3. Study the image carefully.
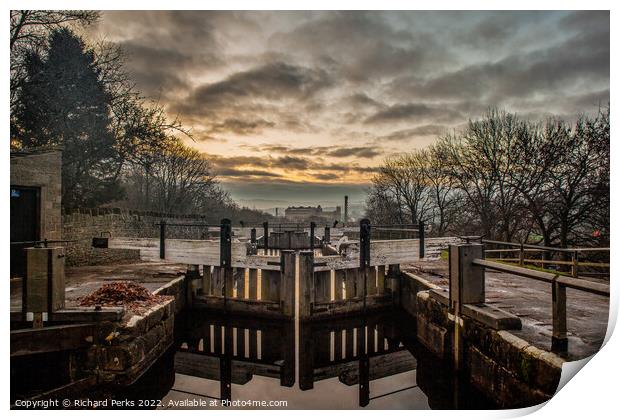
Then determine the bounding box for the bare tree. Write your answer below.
[438,109,526,241]
[418,145,460,236]
[372,152,433,225]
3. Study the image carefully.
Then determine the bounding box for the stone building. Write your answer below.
[10,148,62,276]
[284,205,341,222]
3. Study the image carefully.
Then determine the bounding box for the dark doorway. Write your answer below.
[10,186,40,278]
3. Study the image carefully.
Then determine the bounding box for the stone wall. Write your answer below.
[62,208,217,266]
[415,290,563,408]
[10,148,63,241]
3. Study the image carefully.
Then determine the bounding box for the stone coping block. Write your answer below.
[427,288,521,331]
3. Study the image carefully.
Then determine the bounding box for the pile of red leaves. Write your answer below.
[78,281,165,311]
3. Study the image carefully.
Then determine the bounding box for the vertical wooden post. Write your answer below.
[376,323,385,352]
[261,270,271,301]
[449,244,485,370]
[334,329,343,360]
[310,222,316,250]
[552,281,568,352]
[159,220,166,259]
[377,265,385,294]
[519,243,525,267]
[345,269,356,299]
[250,228,256,244]
[249,328,257,359]
[281,251,296,318]
[205,325,211,354]
[299,251,314,319]
[449,244,485,309]
[234,268,245,299]
[201,265,212,295]
[358,321,370,407]
[367,267,377,296]
[212,267,223,297]
[214,324,222,354]
[334,270,345,301]
[25,246,65,328]
[314,270,331,303]
[263,221,269,253]
[345,328,354,359]
[386,264,400,306]
[236,327,245,358]
[299,322,314,390]
[418,220,425,259]
[261,327,278,363]
[186,265,199,307]
[248,269,258,300]
[280,321,295,387]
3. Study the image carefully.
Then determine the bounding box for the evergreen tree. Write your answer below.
[14,28,122,207]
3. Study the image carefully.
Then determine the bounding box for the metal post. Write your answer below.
[358,323,370,407]
[250,228,256,244]
[159,220,166,259]
[220,219,232,308]
[360,219,371,269]
[324,226,331,244]
[418,220,425,259]
[357,213,371,404]
[220,326,233,403]
[263,221,269,252]
[357,214,371,404]
[308,222,315,250]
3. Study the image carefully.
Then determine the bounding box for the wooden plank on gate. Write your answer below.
[248,269,258,300]
[212,267,224,297]
[334,270,345,301]
[11,323,96,357]
[377,265,385,294]
[345,268,357,299]
[315,270,331,303]
[235,268,245,299]
[367,267,378,296]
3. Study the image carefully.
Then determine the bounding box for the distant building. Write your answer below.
[285,205,341,222]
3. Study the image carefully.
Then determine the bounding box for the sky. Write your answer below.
[87,10,609,210]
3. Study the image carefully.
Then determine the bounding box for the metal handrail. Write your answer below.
[472,258,610,297]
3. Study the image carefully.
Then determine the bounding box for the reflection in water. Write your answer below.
[132,310,496,409]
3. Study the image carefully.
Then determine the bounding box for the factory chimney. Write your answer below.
[344,195,349,224]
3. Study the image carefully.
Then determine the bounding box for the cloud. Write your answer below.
[209,118,276,135]
[244,144,382,158]
[364,103,463,125]
[89,10,609,205]
[173,61,333,117]
[385,27,609,112]
[377,125,450,141]
[326,147,382,158]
